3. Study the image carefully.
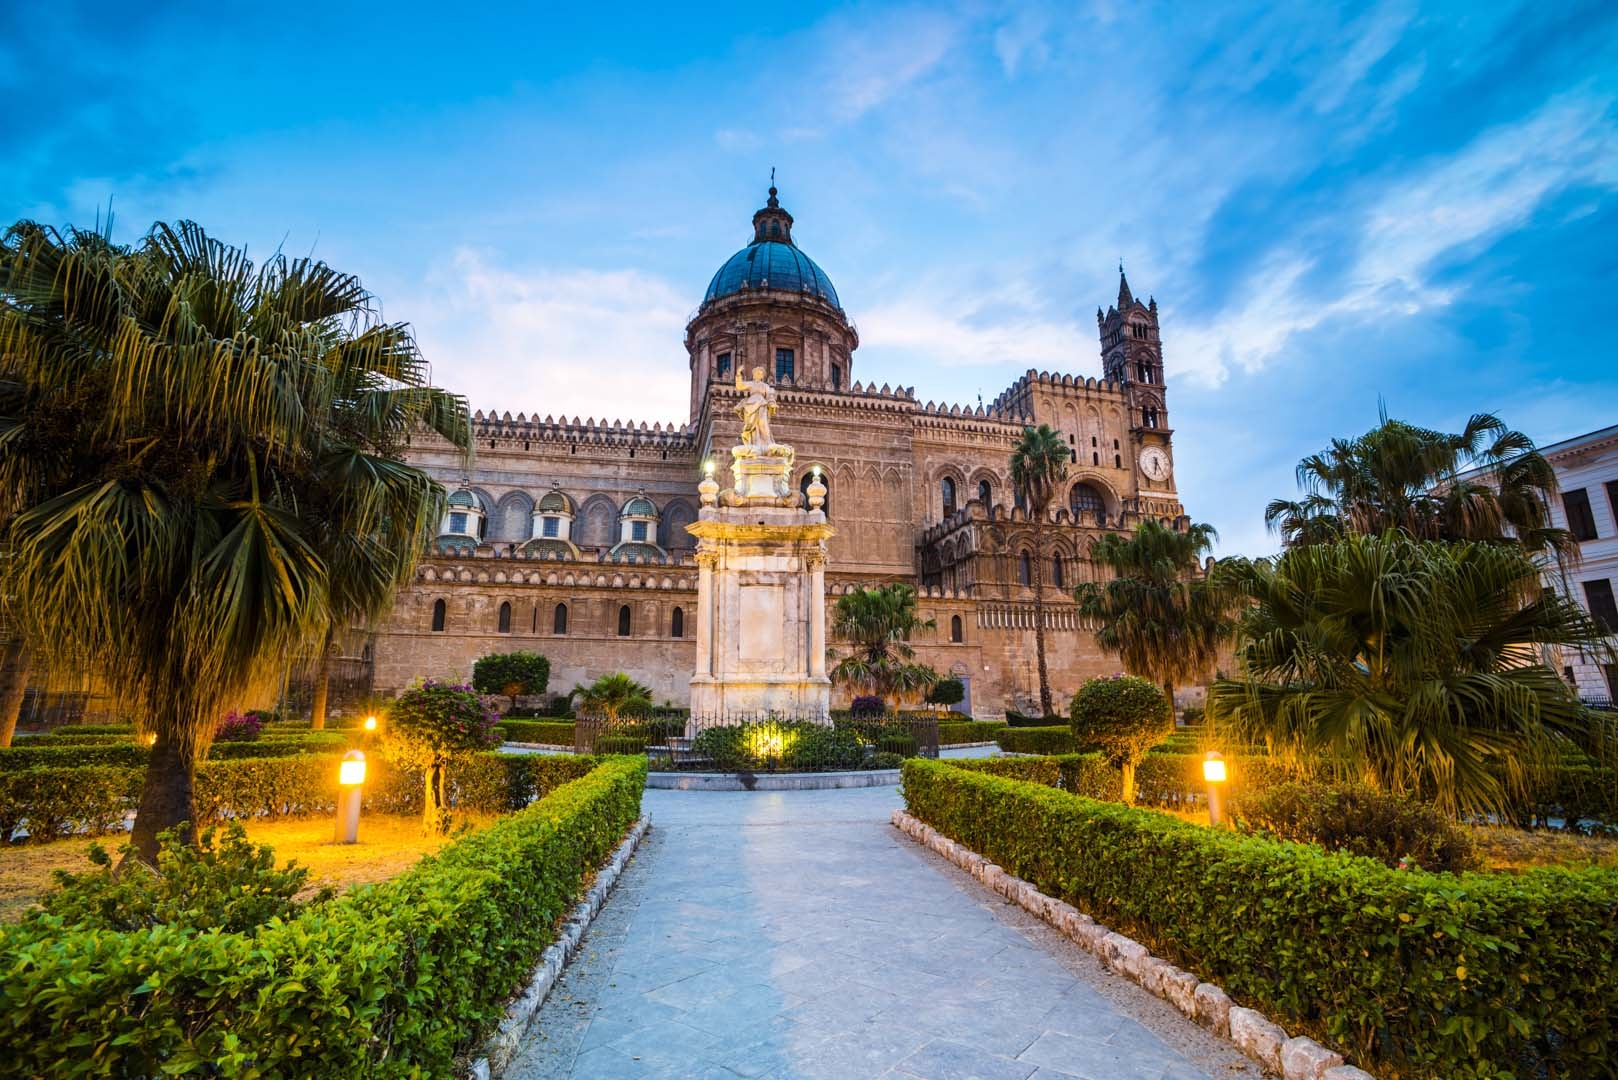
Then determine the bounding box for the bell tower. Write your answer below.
[1098,267,1168,435]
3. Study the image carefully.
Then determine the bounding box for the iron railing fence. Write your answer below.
[573,711,940,770]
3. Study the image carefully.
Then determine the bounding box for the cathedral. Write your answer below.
[369,187,1190,717]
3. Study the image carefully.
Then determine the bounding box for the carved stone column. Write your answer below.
[807,550,827,679]
[694,549,717,679]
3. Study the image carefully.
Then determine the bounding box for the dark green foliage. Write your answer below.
[1233,781,1480,872]
[596,734,648,754]
[384,680,502,834]
[869,752,905,769]
[495,719,576,745]
[472,651,552,698]
[1070,675,1174,802]
[0,757,646,1077]
[902,759,1618,1078]
[994,726,1077,754]
[926,678,965,707]
[1004,710,1063,727]
[937,720,1005,745]
[33,823,328,933]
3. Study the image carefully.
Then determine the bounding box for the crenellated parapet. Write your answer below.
[990,369,1127,417]
[470,410,699,451]
[419,559,699,592]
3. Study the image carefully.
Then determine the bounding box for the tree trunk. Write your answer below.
[1164,680,1176,719]
[129,733,197,863]
[0,640,30,749]
[309,624,334,730]
[1121,760,1137,805]
[424,760,448,836]
[1032,516,1053,718]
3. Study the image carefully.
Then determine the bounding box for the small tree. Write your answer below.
[472,651,551,699]
[570,672,653,721]
[1069,674,1173,804]
[926,678,965,712]
[382,680,500,835]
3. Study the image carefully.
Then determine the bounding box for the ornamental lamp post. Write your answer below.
[335,750,366,844]
[1202,751,1227,827]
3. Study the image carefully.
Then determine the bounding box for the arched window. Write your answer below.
[977,479,992,506]
[497,601,511,634]
[1070,483,1105,520]
[431,598,446,632]
[1114,454,1122,469]
[799,471,829,517]
[1018,551,1032,586]
[672,607,685,638]
[617,605,632,637]
[553,603,568,635]
[831,363,843,389]
[1052,555,1065,588]
[941,476,957,517]
[950,614,963,643]
[1092,451,1099,466]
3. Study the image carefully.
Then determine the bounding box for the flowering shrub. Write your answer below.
[382,680,501,834]
[214,710,263,743]
[849,695,886,718]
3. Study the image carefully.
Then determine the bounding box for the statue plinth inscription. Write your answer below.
[689,369,833,721]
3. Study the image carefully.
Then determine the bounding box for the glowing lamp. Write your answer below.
[363,715,378,732]
[1202,751,1227,827]
[334,750,366,843]
[702,458,715,477]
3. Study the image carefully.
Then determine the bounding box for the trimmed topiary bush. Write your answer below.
[1069,674,1173,803]
[471,651,551,699]
[993,726,1077,755]
[0,757,647,1077]
[1234,780,1480,872]
[926,678,965,708]
[494,719,576,745]
[937,720,1004,745]
[213,710,263,742]
[902,759,1618,1079]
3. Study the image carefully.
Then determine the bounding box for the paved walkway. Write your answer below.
[507,787,1260,1080]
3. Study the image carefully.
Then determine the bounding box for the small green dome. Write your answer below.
[447,489,479,510]
[537,489,572,513]
[622,494,658,518]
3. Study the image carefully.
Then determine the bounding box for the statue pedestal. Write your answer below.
[689,450,833,722]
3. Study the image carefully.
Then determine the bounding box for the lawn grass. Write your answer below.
[0,812,499,922]
[1468,826,1618,873]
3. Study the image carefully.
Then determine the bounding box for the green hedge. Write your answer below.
[901,759,1618,1078]
[495,719,576,745]
[937,720,1006,745]
[0,755,647,1076]
[0,752,600,843]
[0,732,352,772]
[993,725,1078,754]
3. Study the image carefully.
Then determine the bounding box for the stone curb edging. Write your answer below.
[501,741,573,751]
[890,810,1374,1080]
[466,814,651,1080]
[647,769,901,790]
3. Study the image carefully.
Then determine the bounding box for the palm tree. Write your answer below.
[1207,533,1616,819]
[1265,412,1574,565]
[829,583,939,706]
[0,220,469,859]
[570,672,654,721]
[1010,424,1069,716]
[1074,520,1232,707]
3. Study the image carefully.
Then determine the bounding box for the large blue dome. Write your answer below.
[701,186,841,309]
[704,241,840,308]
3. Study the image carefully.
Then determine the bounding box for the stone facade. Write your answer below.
[368,187,1192,717]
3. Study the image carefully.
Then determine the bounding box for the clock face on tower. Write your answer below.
[1139,446,1172,484]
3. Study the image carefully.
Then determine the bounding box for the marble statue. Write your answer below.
[734,366,777,449]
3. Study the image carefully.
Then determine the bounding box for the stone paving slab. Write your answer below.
[505,788,1262,1080]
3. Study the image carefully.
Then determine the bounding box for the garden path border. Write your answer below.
[466,814,651,1079]
[891,808,1377,1080]
[647,768,901,790]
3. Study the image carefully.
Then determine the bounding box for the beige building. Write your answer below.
[1541,424,1618,702]
[369,187,1192,717]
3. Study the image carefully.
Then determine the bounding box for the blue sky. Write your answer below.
[6,1,1617,555]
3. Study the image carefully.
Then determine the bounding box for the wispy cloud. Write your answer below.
[406,251,691,425]
[819,9,958,122]
[1173,92,1618,386]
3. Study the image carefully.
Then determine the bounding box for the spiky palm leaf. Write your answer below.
[0,219,470,858]
[829,583,939,704]
[1208,534,1615,819]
